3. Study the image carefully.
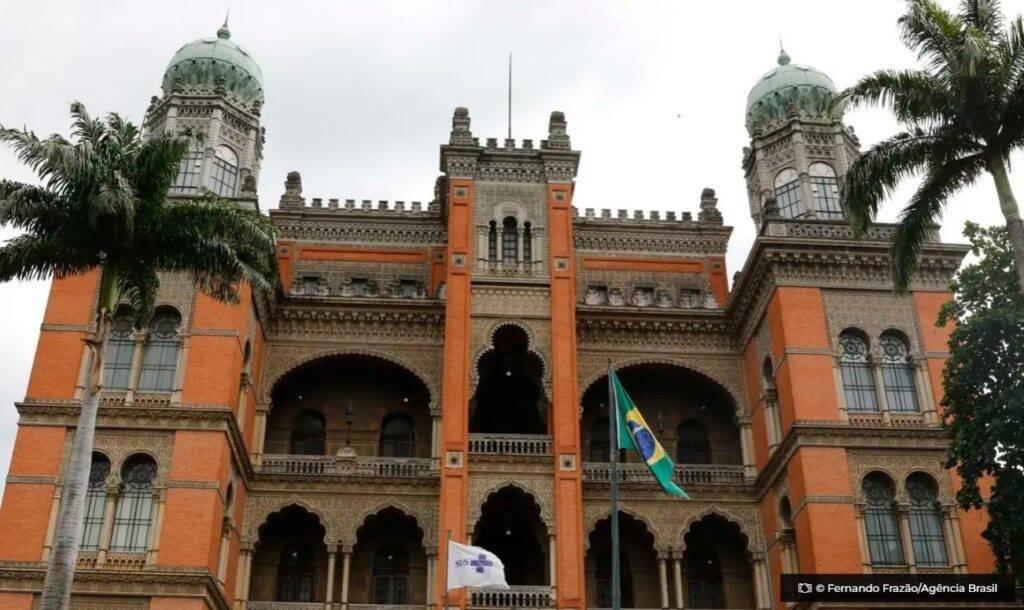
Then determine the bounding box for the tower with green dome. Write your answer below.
[143,19,265,208]
[742,48,860,225]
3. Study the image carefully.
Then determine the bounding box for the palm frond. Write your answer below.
[115,263,159,328]
[0,233,99,281]
[839,69,957,125]
[900,0,964,74]
[961,0,1005,40]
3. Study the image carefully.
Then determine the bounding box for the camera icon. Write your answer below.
[797,583,813,594]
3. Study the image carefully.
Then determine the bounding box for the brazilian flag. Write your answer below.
[610,369,689,499]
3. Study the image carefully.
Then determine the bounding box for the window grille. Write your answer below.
[102,312,135,389]
[881,334,919,413]
[172,149,203,193]
[209,145,238,197]
[138,310,181,392]
[863,476,904,565]
[110,456,156,552]
[907,476,948,567]
[501,217,518,264]
[80,454,110,550]
[774,169,806,219]
[809,163,844,219]
[839,331,878,412]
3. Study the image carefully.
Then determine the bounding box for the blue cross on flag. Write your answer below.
[446,540,509,591]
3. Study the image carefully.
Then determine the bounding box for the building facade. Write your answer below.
[0,23,1008,610]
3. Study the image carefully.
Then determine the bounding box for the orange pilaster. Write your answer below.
[437,178,474,608]
[547,183,585,609]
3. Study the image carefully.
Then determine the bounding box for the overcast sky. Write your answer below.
[0,0,1018,499]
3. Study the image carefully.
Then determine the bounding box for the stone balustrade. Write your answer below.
[467,434,553,456]
[260,455,433,478]
[470,585,553,608]
[582,462,745,485]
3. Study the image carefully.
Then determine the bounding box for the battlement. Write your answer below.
[573,188,726,227]
[276,170,439,215]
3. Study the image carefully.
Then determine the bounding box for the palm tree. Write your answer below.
[0,103,278,610]
[838,0,1024,294]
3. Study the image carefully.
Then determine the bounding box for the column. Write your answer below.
[871,356,890,422]
[340,545,352,610]
[234,545,253,610]
[658,555,669,610]
[914,359,938,424]
[897,505,916,572]
[738,416,756,480]
[672,554,684,610]
[41,487,62,561]
[252,404,269,467]
[325,544,337,610]
[217,518,232,585]
[946,509,969,574]
[124,333,146,405]
[548,533,558,601]
[763,399,779,452]
[145,487,167,565]
[832,354,849,421]
[96,484,119,565]
[426,552,436,610]
[516,230,524,272]
[170,334,190,404]
[854,508,872,573]
[431,414,442,468]
[476,227,488,270]
[236,373,250,437]
[752,554,772,610]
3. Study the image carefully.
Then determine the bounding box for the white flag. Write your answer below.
[446,540,509,591]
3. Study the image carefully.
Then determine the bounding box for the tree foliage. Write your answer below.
[837,0,1024,294]
[940,222,1024,578]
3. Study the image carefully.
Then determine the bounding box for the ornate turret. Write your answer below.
[162,19,264,107]
[742,47,859,227]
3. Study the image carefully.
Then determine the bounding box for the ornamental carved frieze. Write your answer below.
[471,286,550,318]
[272,218,447,245]
[242,491,438,549]
[154,271,198,328]
[267,306,444,343]
[575,316,736,353]
[846,449,953,505]
[581,499,664,551]
[577,351,747,414]
[258,342,443,410]
[466,474,554,533]
[822,289,923,353]
[573,230,730,255]
[59,429,174,486]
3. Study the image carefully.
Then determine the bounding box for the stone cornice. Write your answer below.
[270,209,447,245]
[267,301,445,342]
[573,222,731,256]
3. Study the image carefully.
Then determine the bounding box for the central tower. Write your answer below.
[437,108,585,609]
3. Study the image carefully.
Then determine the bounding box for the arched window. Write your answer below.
[839,330,878,412]
[880,332,919,413]
[488,221,498,263]
[773,168,805,219]
[372,544,410,604]
[761,357,775,390]
[590,417,610,462]
[172,145,203,193]
[110,455,157,553]
[277,543,317,602]
[676,420,712,464]
[779,495,794,530]
[102,310,135,389]
[862,473,904,566]
[138,308,181,392]
[379,412,415,457]
[210,145,239,197]
[502,216,518,264]
[290,410,326,455]
[80,453,111,550]
[523,222,533,265]
[809,162,843,219]
[686,548,725,609]
[906,474,948,566]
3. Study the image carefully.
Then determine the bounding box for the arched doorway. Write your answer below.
[351,507,427,605]
[682,515,754,609]
[580,364,740,466]
[470,326,547,434]
[249,505,328,604]
[585,512,658,608]
[472,486,548,585]
[266,354,431,458]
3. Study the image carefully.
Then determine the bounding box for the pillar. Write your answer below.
[548,533,558,600]
[124,333,146,405]
[871,358,890,422]
[915,359,938,424]
[738,416,756,480]
[426,552,436,610]
[946,509,968,574]
[897,505,916,572]
[832,354,849,421]
[325,544,337,609]
[340,545,352,610]
[95,484,119,565]
[252,404,268,467]
[170,334,190,404]
[753,554,772,610]
[855,508,872,573]
[672,554,683,610]
[217,518,232,585]
[145,487,167,565]
[658,555,669,610]
[41,487,62,561]
[234,545,253,610]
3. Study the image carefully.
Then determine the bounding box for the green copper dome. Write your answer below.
[162,21,264,105]
[745,49,839,134]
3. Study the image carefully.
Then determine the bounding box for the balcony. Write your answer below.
[470,585,553,608]
[582,462,745,486]
[247,603,326,610]
[259,454,434,478]
[468,433,553,456]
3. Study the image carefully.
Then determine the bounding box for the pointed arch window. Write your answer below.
[523,222,533,265]
[290,410,326,456]
[80,453,111,551]
[906,474,948,566]
[138,308,181,392]
[862,473,904,566]
[102,310,135,389]
[773,168,805,219]
[839,330,878,412]
[210,145,239,197]
[809,162,843,219]
[502,216,518,264]
[110,455,157,553]
[372,544,410,604]
[488,221,498,263]
[380,412,415,457]
[173,145,203,193]
[676,420,712,464]
[880,332,919,413]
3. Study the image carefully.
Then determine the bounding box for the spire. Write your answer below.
[777,39,790,66]
[217,12,231,40]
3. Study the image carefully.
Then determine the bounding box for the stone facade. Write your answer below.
[0,24,1010,610]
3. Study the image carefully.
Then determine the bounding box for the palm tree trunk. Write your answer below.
[988,156,1024,295]
[37,312,108,610]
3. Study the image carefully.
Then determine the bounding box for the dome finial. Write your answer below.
[217,11,231,39]
[777,38,790,66]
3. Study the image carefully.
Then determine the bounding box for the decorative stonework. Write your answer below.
[822,289,923,352]
[846,450,953,505]
[60,429,175,485]
[466,475,554,533]
[471,286,550,318]
[469,319,552,401]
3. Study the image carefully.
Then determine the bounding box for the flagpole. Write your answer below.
[607,360,621,610]
[443,530,451,610]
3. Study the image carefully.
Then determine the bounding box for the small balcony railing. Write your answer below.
[470,585,553,608]
[260,455,433,478]
[467,434,553,456]
[247,603,326,610]
[582,462,745,485]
